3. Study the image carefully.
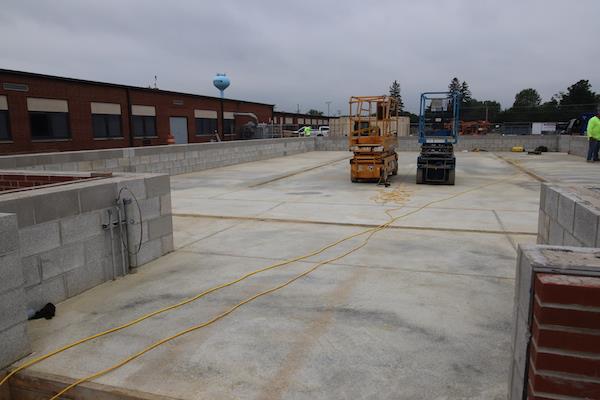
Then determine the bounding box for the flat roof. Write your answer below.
[0,68,275,107]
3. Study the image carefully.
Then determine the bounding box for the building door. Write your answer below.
[169,117,188,144]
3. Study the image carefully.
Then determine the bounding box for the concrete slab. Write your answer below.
[12,150,561,400]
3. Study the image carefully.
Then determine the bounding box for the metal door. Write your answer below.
[169,117,188,144]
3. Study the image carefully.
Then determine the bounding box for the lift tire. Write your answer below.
[416,169,424,184]
[351,177,358,183]
[391,161,398,176]
[447,170,455,185]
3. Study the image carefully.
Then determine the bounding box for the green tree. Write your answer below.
[559,79,597,105]
[460,81,472,103]
[513,88,541,108]
[448,77,461,96]
[306,109,324,116]
[388,80,404,113]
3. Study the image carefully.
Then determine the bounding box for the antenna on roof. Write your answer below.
[153,75,158,89]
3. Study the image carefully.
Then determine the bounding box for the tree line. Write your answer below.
[388,78,599,123]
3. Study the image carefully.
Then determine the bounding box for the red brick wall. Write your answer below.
[528,273,600,399]
[0,71,274,154]
[0,173,88,191]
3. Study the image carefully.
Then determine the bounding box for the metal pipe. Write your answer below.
[107,209,117,280]
[116,205,128,276]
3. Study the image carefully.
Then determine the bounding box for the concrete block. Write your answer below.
[147,215,173,240]
[19,221,60,258]
[139,197,160,220]
[516,249,533,324]
[564,231,583,247]
[84,233,111,265]
[557,192,576,231]
[25,276,67,311]
[0,213,19,254]
[40,242,85,280]
[0,322,30,370]
[22,255,41,287]
[32,190,80,223]
[161,234,174,254]
[544,186,559,219]
[0,251,24,294]
[548,219,564,245]
[160,193,172,215]
[145,175,170,198]
[117,178,147,200]
[132,238,163,267]
[537,210,547,244]
[65,257,108,297]
[79,182,117,213]
[0,197,36,227]
[60,211,102,244]
[0,287,27,331]
[573,203,599,247]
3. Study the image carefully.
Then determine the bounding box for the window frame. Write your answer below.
[0,110,11,141]
[195,117,218,136]
[29,111,71,140]
[223,119,235,135]
[131,115,157,138]
[92,113,123,139]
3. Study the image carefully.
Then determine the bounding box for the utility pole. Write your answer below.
[325,101,331,117]
[485,104,489,122]
[297,104,300,114]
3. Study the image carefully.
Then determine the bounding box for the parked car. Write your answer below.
[316,126,329,136]
[295,126,311,136]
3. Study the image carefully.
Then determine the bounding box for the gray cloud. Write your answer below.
[1,0,599,114]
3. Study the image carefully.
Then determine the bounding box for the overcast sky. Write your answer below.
[1,0,599,114]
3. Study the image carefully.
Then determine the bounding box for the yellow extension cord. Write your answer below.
[1,172,517,399]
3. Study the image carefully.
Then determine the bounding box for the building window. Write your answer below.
[131,115,156,137]
[224,119,235,135]
[29,112,70,139]
[92,114,122,138]
[195,118,217,136]
[0,110,9,140]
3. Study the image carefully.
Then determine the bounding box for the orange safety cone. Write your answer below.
[167,133,176,145]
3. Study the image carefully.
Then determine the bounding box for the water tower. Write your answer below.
[213,73,230,99]
[213,73,231,141]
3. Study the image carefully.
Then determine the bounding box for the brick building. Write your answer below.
[0,69,276,154]
[273,111,332,130]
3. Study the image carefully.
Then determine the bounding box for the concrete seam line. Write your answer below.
[493,153,547,183]
[247,156,350,187]
[175,249,516,281]
[171,213,537,236]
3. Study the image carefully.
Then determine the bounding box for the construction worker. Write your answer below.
[304,126,312,137]
[586,109,600,162]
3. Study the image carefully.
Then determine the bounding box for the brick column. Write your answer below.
[528,273,600,398]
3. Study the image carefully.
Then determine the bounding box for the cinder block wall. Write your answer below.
[315,135,559,152]
[558,135,589,158]
[0,137,316,175]
[538,184,600,248]
[0,213,30,369]
[509,246,600,399]
[0,173,173,311]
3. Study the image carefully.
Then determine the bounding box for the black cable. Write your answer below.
[116,186,143,256]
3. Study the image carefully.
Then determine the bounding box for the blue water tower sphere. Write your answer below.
[213,73,230,92]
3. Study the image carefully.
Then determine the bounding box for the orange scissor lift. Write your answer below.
[348,95,399,184]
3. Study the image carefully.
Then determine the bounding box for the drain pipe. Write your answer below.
[122,197,137,272]
[104,209,118,280]
[116,205,129,276]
